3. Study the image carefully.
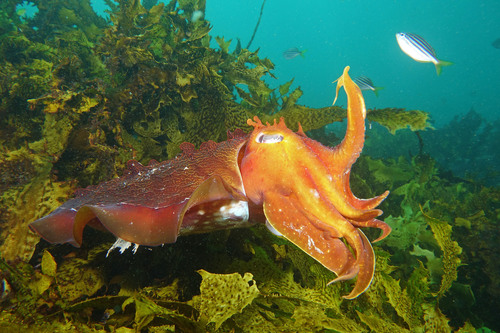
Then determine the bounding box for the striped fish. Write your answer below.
[283,47,307,60]
[353,76,384,97]
[396,32,452,75]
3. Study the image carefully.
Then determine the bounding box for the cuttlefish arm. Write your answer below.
[241,66,390,299]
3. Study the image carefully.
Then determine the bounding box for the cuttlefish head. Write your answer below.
[240,66,390,299]
[240,116,307,204]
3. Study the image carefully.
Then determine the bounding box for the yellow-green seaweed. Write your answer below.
[421,205,463,298]
[0,0,496,332]
[191,270,260,330]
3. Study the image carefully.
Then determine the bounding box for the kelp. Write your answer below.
[0,216,476,332]
[420,205,463,299]
[351,152,499,331]
[0,0,496,332]
[191,270,260,330]
[363,108,500,186]
[1,169,494,332]
[0,112,79,261]
[367,107,432,134]
[422,109,500,186]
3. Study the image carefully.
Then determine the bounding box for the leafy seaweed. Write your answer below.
[0,0,496,332]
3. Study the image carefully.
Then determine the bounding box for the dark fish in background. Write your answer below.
[353,76,384,97]
[396,32,452,75]
[283,47,307,59]
[492,37,500,49]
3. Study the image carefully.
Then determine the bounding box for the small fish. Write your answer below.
[395,32,452,75]
[492,37,500,49]
[283,47,307,60]
[353,76,384,97]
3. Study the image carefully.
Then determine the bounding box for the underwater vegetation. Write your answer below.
[422,109,500,186]
[0,0,498,332]
[364,108,500,187]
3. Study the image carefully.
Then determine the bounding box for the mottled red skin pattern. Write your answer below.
[30,67,390,299]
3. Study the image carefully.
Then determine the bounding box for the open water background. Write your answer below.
[91,1,500,127]
[205,0,500,127]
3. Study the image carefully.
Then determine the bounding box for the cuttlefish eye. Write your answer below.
[255,133,284,144]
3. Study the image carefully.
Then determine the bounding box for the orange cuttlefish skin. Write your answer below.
[240,66,390,299]
[29,66,389,299]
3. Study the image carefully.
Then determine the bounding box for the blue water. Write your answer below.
[90,1,500,126]
[202,1,500,127]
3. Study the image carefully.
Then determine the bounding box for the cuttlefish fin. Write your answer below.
[73,203,186,247]
[72,176,244,247]
[29,207,81,247]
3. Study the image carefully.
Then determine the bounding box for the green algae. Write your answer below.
[0,0,496,332]
[191,270,260,330]
[367,107,432,134]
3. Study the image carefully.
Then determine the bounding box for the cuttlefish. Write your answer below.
[30,66,390,299]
